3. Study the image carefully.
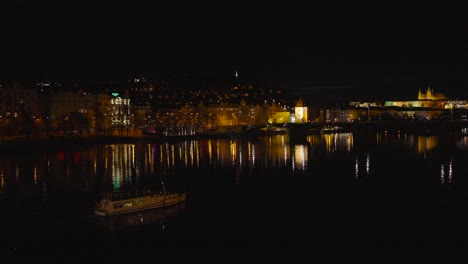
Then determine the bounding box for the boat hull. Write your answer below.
[94,193,186,217]
[96,203,187,230]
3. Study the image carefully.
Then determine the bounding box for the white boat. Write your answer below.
[96,202,187,230]
[94,191,186,217]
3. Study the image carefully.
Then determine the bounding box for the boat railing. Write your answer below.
[98,189,184,201]
[99,189,165,201]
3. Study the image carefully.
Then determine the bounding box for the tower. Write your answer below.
[233,70,239,88]
[426,85,432,100]
[294,97,308,123]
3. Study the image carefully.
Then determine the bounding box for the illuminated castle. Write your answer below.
[418,86,447,100]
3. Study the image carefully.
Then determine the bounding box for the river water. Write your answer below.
[1,130,468,261]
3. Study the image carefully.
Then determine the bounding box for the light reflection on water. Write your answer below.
[456,136,468,149]
[377,132,439,154]
[416,136,439,154]
[293,145,308,172]
[0,170,4,194]
[440,156,453,184]
[307,133,353,154]
[0,131,466,211]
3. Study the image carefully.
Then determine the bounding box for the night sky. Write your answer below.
[1,2,466,96]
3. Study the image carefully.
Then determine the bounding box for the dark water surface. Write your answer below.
[1,131,468,261]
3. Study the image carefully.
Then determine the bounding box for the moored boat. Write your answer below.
[94,191,186,217]
[96,202,187,231]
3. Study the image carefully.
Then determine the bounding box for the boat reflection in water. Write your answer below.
[95,202,187,231]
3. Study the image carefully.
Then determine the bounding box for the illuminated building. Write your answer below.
[294,97,308,123]
[95,92,133,135]
[267,100,290,124]
[418,86,447,100]
[110,94,131,126]
[385,86,447,109]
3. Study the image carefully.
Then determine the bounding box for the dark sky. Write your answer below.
[1,2,466,95]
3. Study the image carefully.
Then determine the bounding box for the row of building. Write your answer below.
[0,83,308,136]
[0,84,465,136]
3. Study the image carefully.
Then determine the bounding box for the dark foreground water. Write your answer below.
[2,130,468,261]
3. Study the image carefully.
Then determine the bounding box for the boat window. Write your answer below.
[114,202,123,209]
[135,198,144,205]
[124,201,134,207]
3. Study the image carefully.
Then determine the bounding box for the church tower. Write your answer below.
[426,85,432,100]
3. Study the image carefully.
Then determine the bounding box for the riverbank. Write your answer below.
[350,120,468,136]
[2,120,468,155]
